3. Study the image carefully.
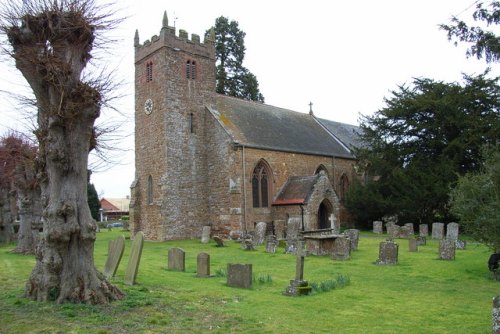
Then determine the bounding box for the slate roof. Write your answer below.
[316,118,364,150]
[272,175,319,206]
[207,95,356,159]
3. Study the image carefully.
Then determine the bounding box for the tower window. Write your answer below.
[186,60,196,80]
[147,175,153,205]
[146,61,153,82]
[189,113,194,133]
[252,160,272,208]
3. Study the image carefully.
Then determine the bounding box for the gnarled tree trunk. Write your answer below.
[4,1,123,303]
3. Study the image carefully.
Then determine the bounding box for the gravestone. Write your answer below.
[255,222,267,245]
[213,236,225,247]
[196,252,210,277]
[439,239,456,260]
[344,229,360,251]
[416,236,427,246]
[385,222,396,236]
[240,237,255,251]
[201,225,211,244]
[419,224,429,237]
[375,239,398,265]
[103,235,125,279]
[399,225,411,238]
[274,220,286,240]
[373,221,383,234]
[265,235,278,253]
[227,263,252,289]
[455,239,466,250]
[404,223,414,236]
[446,222,459,240]
[408,237,418,252]
[332,236,351,261]
[168,247,185,271]
[493,296,500,334]
[124,231,144,285]
[284,240,312,296]
[432,222,444,239]
[285,217,301,254]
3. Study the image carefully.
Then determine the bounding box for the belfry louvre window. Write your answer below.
[252,161,271,208]
[146,61,153,82]
[186,60,196,79]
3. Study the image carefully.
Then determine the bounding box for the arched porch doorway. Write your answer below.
[318,199,333,230]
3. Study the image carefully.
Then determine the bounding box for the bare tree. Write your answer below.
[0,0,123,303]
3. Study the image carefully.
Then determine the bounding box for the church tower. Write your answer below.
[131,12,216,240]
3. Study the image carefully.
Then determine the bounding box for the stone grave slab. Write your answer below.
[227,263,252,289]
[408,237,418,252]
[196,252,210,277]
[265,235,277,253]
[213,236,225,247]
[446,222,459,240]
[332,236,351,261]
[439,239,456,260]
[375,240,398,265]
[168,247,185,271]
[432,222,444,239]
[254,222,267,245]
[416,236,427,246]
[373,221,383,234]
[419,224,429,237]
[404,223,414,236]
[344,229,360,251]
[103,235,125,279]
[124,231,144,285]
[201,226,211,244]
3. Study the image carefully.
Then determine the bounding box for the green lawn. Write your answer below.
[0,230,497,333]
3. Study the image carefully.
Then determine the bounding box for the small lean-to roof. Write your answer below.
[207,95,355,159]
[316,118,364,150]
[273,175,319,206]
[100,198,130,212]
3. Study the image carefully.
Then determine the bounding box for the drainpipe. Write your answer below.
[241,145,247,234]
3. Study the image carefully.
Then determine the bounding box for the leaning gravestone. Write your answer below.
[255,222,267,245]
[332,236,351,261]
[168,247,185,271]
[213,236,225,247]
[432,222,444,239]
[419,224,429,237]
[124,231,144,285]
[408,237,418,252]
[438,239,456,260]
[201,225,211,244]
[227,263,252,289]
[344,229,360,251]
[493,296,500,334]
[373,221,383,234]
[446,222,459,240]
[265,235,278,253]
[196,252,210,277]
[375,239,398,265]
[103,235,125,279]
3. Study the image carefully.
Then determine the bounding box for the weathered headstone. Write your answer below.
[196,252,210,277]
[213,236,225,247]
[124,231,144,285]
[274,220,286,240]
[408,237,418,252]
[419,224,429,237]
[168,247,185,271]
[375,239,398,265]
[285,217,301,254]
[432,222,444,239]
[344,229,360,251]
[332,236,351,261]
[446,222,459,240]
[240,237,255,251]
[493,295,500,334]
[201,225,211,244]
[255,222,267,245]
[438,239,456,260]
[455,239,466,250]
[103,235,125,279]
[385,222,396,236]
[373,221,383,234]
[399,225,411,238]
[227,263,252,289]
[416,236,427,246]
[404,223,414,236]
[265,235,278,253]
[284,240,312,296]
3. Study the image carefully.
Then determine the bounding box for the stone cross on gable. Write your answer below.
[309,101,314,115]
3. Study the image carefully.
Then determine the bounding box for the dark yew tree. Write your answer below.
[0,133,41,254]
[87,180,100,221]
[0,0,123,303]
[209,16,265,102]
[346,73,499,226]
[440,0,499,63]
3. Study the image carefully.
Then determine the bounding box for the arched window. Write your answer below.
[147,175,153,205]
[186,60,196,80]
[252,160,272,208]
[339,173,350,201]
[146,61,153,82]
[318,199,333,229]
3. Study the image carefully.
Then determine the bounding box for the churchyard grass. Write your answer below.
[0,230,497,333]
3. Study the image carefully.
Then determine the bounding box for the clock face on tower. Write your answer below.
[144,98,153,115]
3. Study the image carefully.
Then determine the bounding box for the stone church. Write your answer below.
[130,12,362,241]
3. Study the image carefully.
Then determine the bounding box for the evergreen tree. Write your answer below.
[87,182,100,221]
[209,16,264,102]
[345,73,499,226]
[440,0,499,63]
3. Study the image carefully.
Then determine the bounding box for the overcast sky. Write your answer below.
[0,0,497,198]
